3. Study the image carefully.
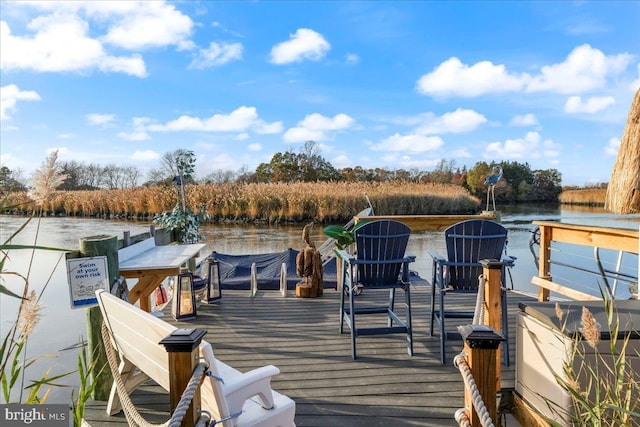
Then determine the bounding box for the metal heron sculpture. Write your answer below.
[483,165,503,211]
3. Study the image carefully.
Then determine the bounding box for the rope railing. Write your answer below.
[453,273,500,427]
[99,323,209,427]
[454,353,495,427]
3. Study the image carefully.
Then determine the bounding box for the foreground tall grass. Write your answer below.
[4,182,481,224]
[547,298,639,426]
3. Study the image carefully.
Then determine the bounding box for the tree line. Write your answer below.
[1,141,563,203]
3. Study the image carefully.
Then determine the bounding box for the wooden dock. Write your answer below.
[83,285,535,426]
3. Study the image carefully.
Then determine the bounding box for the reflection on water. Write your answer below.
[0,205,637,403]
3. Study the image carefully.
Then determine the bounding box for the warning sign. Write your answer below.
[66,256,108,309]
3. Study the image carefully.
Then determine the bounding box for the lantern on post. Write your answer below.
[205,256,222,304]
[172,267,197,320]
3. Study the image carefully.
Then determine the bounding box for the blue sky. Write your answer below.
[1,1,639,186]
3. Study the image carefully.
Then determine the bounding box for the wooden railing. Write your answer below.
[532,221,639,302]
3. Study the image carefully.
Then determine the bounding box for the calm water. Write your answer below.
[1,205,638,403]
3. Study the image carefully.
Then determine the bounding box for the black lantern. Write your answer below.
[205,256,222,303]
[172,268,197,320]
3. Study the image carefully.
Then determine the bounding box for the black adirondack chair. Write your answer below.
[336,220,415,360]
[429,219,513,365]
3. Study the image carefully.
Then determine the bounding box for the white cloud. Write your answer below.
[509,113,538,126]
[270,28,330,64]
[0,84,40,120]
[0,17,147,77]
[299,113,354,131]
[416,57,527,97]
[605,137,620,156]
[631,64,640,91]
[416,44,634,98]
[118,131,149,141]
[86,113,115,126]
[189,42,243,69]
[253,120,283,135]
[564,95,615,113]
[451,148,472,158]
[235,133,249,141]
[283,127,325,143]
[371,133,443,153]
[527,44,633,94]
[345,53,360,65]
[330,154,351,168]
[542,139,561,158]
[484,132,560,161]
[147,106,279,135]
[131,150,160,161]
[283,113,354,142]
[100,2,194,50]
[415,109,487,134]
[117,116,152,140]
[248,143,262,151]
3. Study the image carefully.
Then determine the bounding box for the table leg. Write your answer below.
[128,275,166,312]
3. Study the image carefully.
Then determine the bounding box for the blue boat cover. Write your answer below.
[210,249,337,290]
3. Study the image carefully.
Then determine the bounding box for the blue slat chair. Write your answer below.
[336,219,415,360]
[429,219,513,365]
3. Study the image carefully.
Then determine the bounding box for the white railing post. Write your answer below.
[280,263,288,297]
[250,263,258,297]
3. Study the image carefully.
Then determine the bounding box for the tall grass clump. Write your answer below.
[1,151,105,426]
[10,181,481,223]
[559,188,607,206]
[546,298,640,426]
[1,151,73,404]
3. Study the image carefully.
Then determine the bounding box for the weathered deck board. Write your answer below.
[84,285,533,426]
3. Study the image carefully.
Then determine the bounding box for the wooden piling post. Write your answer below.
[160,328,207,427]
[480,259,503,389]
[79,234,118,401]
[458,325,504,426]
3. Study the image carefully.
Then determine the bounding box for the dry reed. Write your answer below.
[559,188,607,206]
[7,181,480,223]
[605,88,640,214]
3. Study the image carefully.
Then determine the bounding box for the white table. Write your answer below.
[119,243,206,312]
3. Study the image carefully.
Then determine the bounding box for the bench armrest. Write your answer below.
[222,365,280,412]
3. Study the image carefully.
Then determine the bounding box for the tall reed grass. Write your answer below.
[559,188,607,206]
[6,182,481,223]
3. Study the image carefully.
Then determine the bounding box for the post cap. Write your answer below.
[159,328,207,352]
[479,259,503,269]
[458,324,504,349]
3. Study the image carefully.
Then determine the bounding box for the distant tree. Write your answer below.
[0,166,27,194]
[299,141,340,181]
[147,149,195,185]
[254,141,338,183]
[59,161,83,190]
[429,159,457,184]
[202,169,237,184]
[530,169,562,201]
[81,163,103,189]
[499,161,534,201]
[338,166,375,182]
[235,165,256,183]
[101,164,140,189]
[465,161,492,195]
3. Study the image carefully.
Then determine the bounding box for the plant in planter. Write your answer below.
[153,150,202,244]
[322,221,369,250]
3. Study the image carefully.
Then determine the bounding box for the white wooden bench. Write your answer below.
[96,290,296,427]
